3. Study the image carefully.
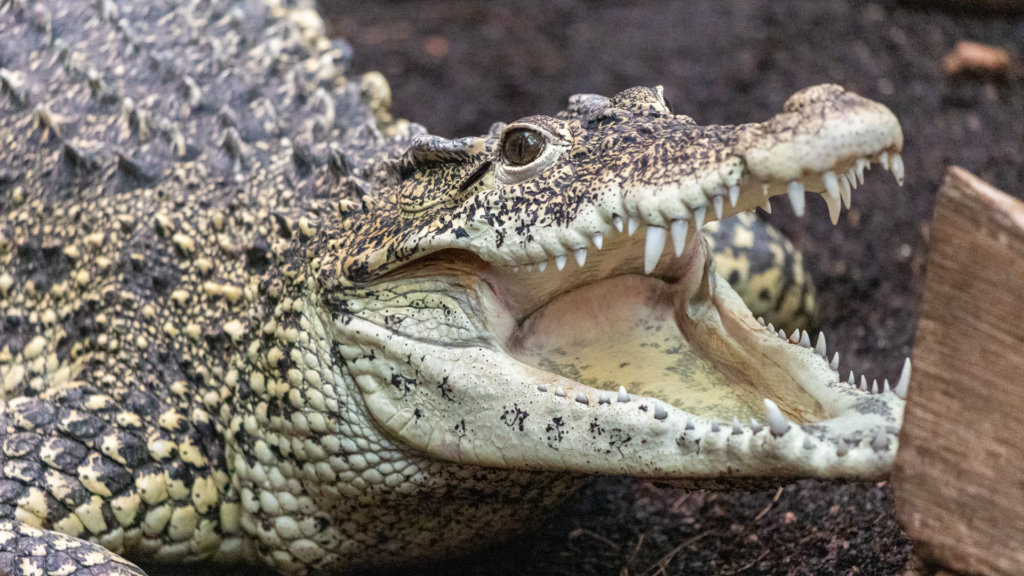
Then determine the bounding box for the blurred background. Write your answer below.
[158,1,1024,574]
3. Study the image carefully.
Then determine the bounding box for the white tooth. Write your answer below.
[891,153,904,186]
[644,226,668,274]
[654,401,667,420]
[538,261,547,272]
[778,329,786,339]
[617,386,629,403]
[883,379,890,394]
[872,426,889,451]
[879,151,889,170]
[575,392,588,404]
[830,352,839,371]
[537,385,547,392]
[823,171,841,200]
[760,199,771,214]
[836,438,849,457]
[847,371,855,385]
[713,195,724,220]
[839,173,852,209]
[599,392,610,404]
[762,183,770,196]
[555,255,567,271]
[591,232,603,250]
[526,265,533,272]
[732,417,743,434]
[750,418,762,433]
[846,167,858,189]
[766,322,774,333]
[855,158,869,184]
[763,399,790,436]
[711,417,720,433]
[815,332,827,357]
[555,386,565,397]
[575,247,587,267]
[729,185,740,207]
[513,267,519,273]
[894,357,911,399]
[693,205,706,229]
[823,189,842,225]
[787,181,805,217]
[860,375,868,391]
[789,329,800,343]
[628,217,640,235]
[757,317,765,326]
[799,330,811,348]
[613,215,624,232]
[670,219,688,257]
[803,436,815,450]
[871,379,878,394]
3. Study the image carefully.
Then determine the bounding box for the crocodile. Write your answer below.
[0,0,910,573]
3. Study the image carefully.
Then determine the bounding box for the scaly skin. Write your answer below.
[0,0,908,573]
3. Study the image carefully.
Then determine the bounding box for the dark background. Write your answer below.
[158,1,1024,574]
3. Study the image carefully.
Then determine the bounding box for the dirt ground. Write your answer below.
[151,1,1024,574]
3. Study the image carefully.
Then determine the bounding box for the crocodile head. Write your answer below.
[321,83,907,483]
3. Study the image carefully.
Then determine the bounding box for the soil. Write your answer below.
[150,1,1024,574]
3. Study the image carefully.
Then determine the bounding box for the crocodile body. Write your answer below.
[0,0,907,574]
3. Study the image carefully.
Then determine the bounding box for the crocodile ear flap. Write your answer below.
[397,135,496,214]
[397,135,493,181]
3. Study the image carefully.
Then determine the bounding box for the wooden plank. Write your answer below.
[893,166,1024,576]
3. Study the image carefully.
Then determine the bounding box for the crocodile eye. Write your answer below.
[502,128,545,166]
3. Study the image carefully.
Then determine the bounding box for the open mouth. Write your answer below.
[472,152,909,479]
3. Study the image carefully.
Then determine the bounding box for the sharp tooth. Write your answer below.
[644,226,668,274]
[879,151,889,170]
[729,185,740,207]
[693,205,706,229]
[823,189,842,224]
[855,158,869,184]
[762,183,770,196]
[613,215,624,232]
[711,417,720,433]
[670,219,688,257]
[513,267,519,273]
[628,217,640,235]
[750,418,762,433]
[617,386,629,403]
[871,426,889,451]
[654,401,667,420]
[815,332,827,357]
[684,417,695,430]
[555,387,565,397]
[592,232,603,250]
[538,261,547,272]
[789,329,800,343]
[537,385,547,392]
[823,171,841,200]
[713,195,724,220]
[836,438,849,457]
[575,392,589,404]
[555,255,567,271]
[803,436,815,450]
[799,330,811,348]
[599,392,610,404]
[757,317,765,326]
[839,173,852,209]
[766,322,774,333]
[883,379,890,394]
[763,399,790,436]
[860,376,868,391]
[846,167,858,190]
[871,379,878,394]
[891,153,904,186]
[778,329,786,339]
[830,352,839,371]
[894,357,911,399]
[575,247,587,267]
[760,199,771,214]
[732,417,743,435]
[847,371,855,385]
[787,181,805,217]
